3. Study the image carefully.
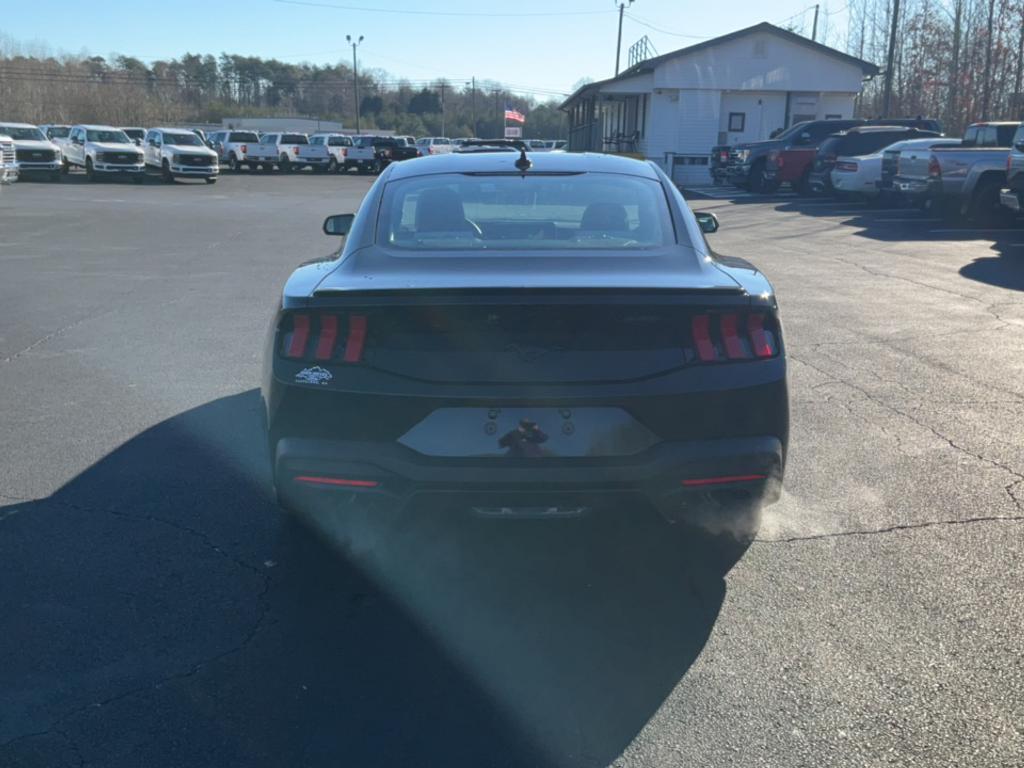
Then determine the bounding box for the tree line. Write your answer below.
[819,0,1023,132]
[0,37,568,139]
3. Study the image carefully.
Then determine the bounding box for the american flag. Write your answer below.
[504,106,526,124]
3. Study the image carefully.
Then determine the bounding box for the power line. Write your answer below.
[623,12,712,39]
[272,0,613,17]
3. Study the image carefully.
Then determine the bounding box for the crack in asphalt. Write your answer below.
[757,513,1024,543]
[0,495,273,757]
[1,307,124,364]
[789,354,1024,514]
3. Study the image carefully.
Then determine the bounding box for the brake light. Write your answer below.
[928,155,941,178]
[240,144,248,153]
[777,153,785,168]
[836,161,858,172]
[293,146,300,155]
[282,312,369,364]
[294,475,380,488]
[689,312,778,363]
[1008,153,1013,173]
[719,150,728,162]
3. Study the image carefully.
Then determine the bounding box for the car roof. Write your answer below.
[384,151,660,181]
[150,127,202,134]
[845,125,925,134]
[970,121,1019,127]
[0,122,39,129]
[75,124,122,130]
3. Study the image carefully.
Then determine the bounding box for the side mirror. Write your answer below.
[323,213,355,236]
[694,211,720,234]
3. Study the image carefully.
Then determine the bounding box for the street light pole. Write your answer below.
[346,34,364,133]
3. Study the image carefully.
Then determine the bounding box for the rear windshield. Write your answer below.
[355,136,379,148]
[281,134,308,144]
[380,172,674,251]
[328,136,353,146]
[229,132,259,142]
[839,131,917,156]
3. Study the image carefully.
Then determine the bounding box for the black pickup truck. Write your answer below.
[374,137,420,168]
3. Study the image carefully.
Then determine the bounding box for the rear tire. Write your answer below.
[61,158,70,175]
[328,157,338,173]
[228,153,239,172]
[205,177,217,184]
[161,160,174,183]
[85,157,96,182]
[968,178,1011,227]
[279,155,292,173]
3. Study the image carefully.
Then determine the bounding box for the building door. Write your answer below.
[719,92,786,145]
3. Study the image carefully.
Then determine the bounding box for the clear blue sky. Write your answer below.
[0,0,850,100]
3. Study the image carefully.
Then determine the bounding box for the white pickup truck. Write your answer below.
[208,130,261,171]
[143,127,219,183]
[244,132,330,173]
[0,123,63,181]
[309,133,353,172]
[65,124,145,183]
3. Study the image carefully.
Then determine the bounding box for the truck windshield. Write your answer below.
[86,129,131,143]
[163,133,203,146]
[46,126,71,138]
[282,134,308,144]
[0,126,46,141]
[380,172,675,251]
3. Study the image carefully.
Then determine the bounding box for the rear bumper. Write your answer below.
[275,434,784,514]
[894,177,930,202]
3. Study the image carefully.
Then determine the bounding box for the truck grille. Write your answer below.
[16,148,56,162]
[100,152,141,164]
[176,154,215,167]
[1,141,15,166]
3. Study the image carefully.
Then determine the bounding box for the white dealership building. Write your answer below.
[560,22,879,185]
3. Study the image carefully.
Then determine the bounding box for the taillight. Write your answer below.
[1007,153,1013,173]
[836,161,858,172]
[719,150,728,162]
[282,312,368,364]
[928,155,941,178]
[341,148,347,157]
[777,153,785,168]
[240,144,248,153]
[293,146,300,155]
[688,312,778,363]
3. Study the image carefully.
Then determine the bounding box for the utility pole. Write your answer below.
[981,0,997,120]
[614,1,635,76]
[470,76,477,137]
[346,34,364,133]
[811,4,819,41]
[438,82,447,136]
[881,0,900,118]
[948,0,962,129]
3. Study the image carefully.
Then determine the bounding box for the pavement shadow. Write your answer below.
[959,238,1024,291]
[0,389,730,768]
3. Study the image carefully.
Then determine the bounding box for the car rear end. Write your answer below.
[710,145,731,184]
[807,135,842,194]
[263,160,787,523]
[226,131,260,168]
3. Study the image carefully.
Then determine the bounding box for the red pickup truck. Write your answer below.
[764,117,944,193]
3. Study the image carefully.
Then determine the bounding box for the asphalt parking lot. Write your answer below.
[2,171,1023,767]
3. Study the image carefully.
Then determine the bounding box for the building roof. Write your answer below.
[560,22,880,109]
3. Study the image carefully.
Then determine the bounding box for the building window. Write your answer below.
[728,112,746,132]
[825,114,842,119]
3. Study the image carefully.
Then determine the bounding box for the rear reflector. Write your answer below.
[344,314,368,363]
[294,475,379,488]
[286,314,310,358]
[836,161,858,172]
[682,474,768,487]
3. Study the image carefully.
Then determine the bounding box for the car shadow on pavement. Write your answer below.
[0,389,730,768]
